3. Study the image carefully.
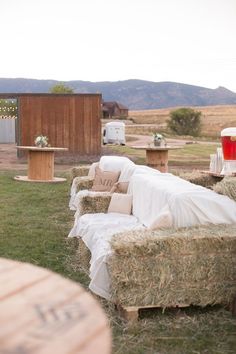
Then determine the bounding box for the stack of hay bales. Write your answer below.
[77,222,236,309]
[70,164,236,310]
[178,170,219,188]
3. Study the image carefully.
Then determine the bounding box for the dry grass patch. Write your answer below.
[129,104,236,138]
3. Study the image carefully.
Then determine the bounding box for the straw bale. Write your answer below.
[70,165,91,181]
[108,224,236,308]
[73,176,94,193]
[213,177,236,202]
[76,239,91,275]
[79,193,112,216]
[178,170,217,188]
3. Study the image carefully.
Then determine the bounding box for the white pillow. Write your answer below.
[108,193,132,215]
[88,162,99,178]
[99,156,132,172]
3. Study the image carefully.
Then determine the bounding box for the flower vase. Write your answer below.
[154,140,161,147]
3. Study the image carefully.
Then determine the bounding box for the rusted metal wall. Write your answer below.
[0,93,102,158]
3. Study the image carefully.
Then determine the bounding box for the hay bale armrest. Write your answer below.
[213,177,236,202]
[79,193,112,216]
[73,176,94,193]
[108,224,236,310]
[70,165,91,182]
[177,170,218,188]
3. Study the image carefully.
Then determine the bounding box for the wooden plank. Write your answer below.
[117,303,190,322]
[17,94,101,157]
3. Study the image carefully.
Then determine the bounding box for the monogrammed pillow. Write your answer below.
[91,166,120,192]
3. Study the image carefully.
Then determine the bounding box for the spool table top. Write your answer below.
[16,146,68,152]
[0,258,111,354]
[132,145,181,151]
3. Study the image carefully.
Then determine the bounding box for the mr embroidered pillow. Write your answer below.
[91,166,120,192]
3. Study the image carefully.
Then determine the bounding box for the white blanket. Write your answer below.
[129,173,236,228]
[69,212,144,299]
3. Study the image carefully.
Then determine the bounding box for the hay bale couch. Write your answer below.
[68,156,236,320]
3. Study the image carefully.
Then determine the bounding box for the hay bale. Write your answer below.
[70,165,91,181]
[213,177,236,202]
[108,224,236,308]
[74,176,94,193]
[77,239,91,275]
[80,193,112,215]
[178,170,218,188]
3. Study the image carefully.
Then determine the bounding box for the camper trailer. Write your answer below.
[103,121,126,145]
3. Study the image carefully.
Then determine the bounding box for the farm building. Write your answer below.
[0,93,102,161]
[102,101,128,119]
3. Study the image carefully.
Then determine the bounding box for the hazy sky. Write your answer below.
[1,0,236,91]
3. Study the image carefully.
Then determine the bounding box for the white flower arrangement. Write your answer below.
[34,135,49,147]
[153,133,163,141]
[152,132,166,147]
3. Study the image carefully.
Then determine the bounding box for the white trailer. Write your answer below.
[103,121,126,145]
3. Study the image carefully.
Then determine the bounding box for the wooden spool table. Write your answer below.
[133,145,181,172]
[15,146,68,183]
[0,258,112,354]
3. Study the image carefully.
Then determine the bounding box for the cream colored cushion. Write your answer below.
[110,181,129,194]
[91,167,120,192]
[108,193,132,215]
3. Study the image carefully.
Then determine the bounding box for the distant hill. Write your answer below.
[0,78,236,110]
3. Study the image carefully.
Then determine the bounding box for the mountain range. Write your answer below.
[0,78,236,110]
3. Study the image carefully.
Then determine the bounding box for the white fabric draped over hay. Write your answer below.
[130,173,236,228]
[69,212,144,299]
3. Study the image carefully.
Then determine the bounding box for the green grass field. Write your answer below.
[107,142,220,170]
[1,169,236,354]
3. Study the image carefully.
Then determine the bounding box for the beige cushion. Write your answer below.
[108,193,132,215]
[110,181,129,194]
[91,166,120,192]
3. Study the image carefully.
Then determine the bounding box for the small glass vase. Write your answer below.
[154,139,161,147]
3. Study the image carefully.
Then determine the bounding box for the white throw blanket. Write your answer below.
[69,212,144,299]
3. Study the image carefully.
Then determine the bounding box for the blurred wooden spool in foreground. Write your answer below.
[0,258,112,354]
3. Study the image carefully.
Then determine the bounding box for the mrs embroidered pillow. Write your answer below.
[91,166,120,192]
